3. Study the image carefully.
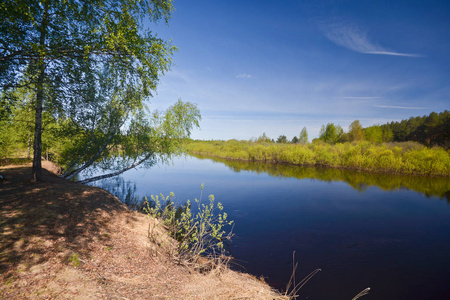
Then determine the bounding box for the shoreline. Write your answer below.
[0,161,286,299]
[187,149,450,178]
[185,142,450,178]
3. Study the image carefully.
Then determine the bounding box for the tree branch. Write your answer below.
[62,130,115,179]
[75,153,154,184]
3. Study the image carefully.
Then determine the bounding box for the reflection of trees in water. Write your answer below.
[95,176,145,209]
[193,154,450,202]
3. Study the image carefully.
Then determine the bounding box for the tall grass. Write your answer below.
[185,140,450,176]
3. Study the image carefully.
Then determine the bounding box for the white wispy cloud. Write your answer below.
[236,73,253,79]
[373,105,427,109]
[323,23,423,57]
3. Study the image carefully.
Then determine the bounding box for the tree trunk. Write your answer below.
[31,2,49,181]
[27,136,31,159]
[32,67,44,181]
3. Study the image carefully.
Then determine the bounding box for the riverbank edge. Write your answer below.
[188,151,450,178]
[0,160,286,299]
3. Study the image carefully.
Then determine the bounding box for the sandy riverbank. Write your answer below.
[0,161,285,299]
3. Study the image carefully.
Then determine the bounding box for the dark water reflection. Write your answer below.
[89,155,450,300]
[94,176,143,210]
[192,154,450,201]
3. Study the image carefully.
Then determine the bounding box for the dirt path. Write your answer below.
[0,161,285,299]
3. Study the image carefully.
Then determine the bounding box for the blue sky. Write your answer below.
[150,0,450,140]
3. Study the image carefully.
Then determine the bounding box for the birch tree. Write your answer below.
[1,0,177,181]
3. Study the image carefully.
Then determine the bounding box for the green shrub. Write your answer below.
[185,140,450,176]
[144,185,234,265]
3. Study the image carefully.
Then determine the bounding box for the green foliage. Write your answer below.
[257,132,272,143]
[379,110,449,148]
[144,185,234,263]
[348,120,364,141]
[364,126,384,143]
[319,123,343,144]
[316,111,449,148]
[0,117,13,158]
[0,89,56,158]
[0,0,178,179]
[276,135,288,144]
[68,253,80,267]
[186,140,450,176]
[299,127,308,145]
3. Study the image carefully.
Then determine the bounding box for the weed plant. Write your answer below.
[68,253,80,267]
[144,184,234,268]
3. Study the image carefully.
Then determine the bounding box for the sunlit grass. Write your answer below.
[185,140,450,176]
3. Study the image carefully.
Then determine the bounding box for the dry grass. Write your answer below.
[0,160,285,299]
[183,268,286,300]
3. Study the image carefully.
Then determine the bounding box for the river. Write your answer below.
[85,155,450,299]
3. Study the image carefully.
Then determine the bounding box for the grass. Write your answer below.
[185,140,450,176]
[0,157,32,167]
[68,253,80,267]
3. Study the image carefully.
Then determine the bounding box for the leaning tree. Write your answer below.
[1,0,199,181]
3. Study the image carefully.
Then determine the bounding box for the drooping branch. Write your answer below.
[75,153,155,184]
[62,107,129,180]
[61,138,93,177]
[62,130,116,180]
[61,112,99,177]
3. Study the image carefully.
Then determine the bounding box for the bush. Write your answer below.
[144,185,234,266]
[185,140,450,176]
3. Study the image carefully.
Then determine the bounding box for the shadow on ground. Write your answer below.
[0,162,127,277]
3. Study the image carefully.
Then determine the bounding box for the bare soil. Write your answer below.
[0,161,285,299]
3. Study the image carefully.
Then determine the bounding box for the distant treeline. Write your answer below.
[378,111,449,148]
[257,111,449,149]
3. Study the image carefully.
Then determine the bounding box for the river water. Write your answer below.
[86,155,450,299]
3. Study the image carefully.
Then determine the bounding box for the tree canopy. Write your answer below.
[299,127,308,144]
[276,135,287,144]
[319,123,343,144]
[0,0,202,181]
[348,120,364,141]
